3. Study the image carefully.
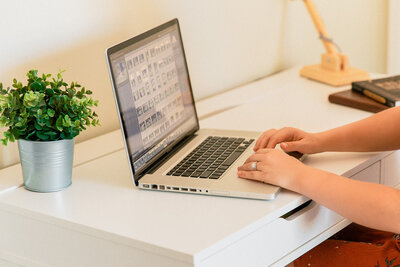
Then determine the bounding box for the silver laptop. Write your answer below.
[106,19,292,200]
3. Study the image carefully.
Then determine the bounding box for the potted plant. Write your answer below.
[0,70,100,192]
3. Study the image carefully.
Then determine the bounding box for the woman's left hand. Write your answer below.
[237,148,307,191]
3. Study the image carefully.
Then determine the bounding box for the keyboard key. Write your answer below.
[217,165,229,171]
[168,136,246,180]
[222,151,243,166]
[200,170,213,178]
[190,172,202,177]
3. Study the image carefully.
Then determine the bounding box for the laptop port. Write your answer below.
[159,185,165,190]
[172,187,179,191]
[143,184,150,188]
[181,188,188,192]
[190,188,196,192]
[166,186,171,190]
[152,184,158,189]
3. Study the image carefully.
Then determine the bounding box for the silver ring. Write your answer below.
[251,161,257,171]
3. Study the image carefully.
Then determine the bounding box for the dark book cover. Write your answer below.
[329,89,388,113]
[351,75,400,107]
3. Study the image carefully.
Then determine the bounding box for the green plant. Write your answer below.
[0,70,100,145]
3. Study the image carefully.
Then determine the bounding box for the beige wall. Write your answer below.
[388,0,400,74]
[283,0,388,73]
[0,0,388,168]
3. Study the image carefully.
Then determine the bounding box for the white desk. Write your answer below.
[0,68,399,267]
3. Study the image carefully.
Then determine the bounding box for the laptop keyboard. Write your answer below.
[166,136,254,179]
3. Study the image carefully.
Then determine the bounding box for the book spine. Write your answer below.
[351,83,364,93]
[352,84,396,107]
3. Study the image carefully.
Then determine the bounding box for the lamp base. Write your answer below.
[300,64,370,86]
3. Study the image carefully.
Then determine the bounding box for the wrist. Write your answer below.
[314,131,330,153]
[291,164,320,194]
[285,163,313,193]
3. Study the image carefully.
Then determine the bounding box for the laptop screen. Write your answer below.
[107,19,199,176]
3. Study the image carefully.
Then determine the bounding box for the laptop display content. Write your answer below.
[107,20,199,182]
[107,19,288,200]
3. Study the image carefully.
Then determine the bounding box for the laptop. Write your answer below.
[106,19,292,200]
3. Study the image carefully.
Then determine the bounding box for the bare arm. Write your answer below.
[253,107,400,154]
[246,107,400,232]
[319,106,400,152]
[299,166,400,233]
[237,149,400,233]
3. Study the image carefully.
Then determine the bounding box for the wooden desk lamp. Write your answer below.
[296,0,370,86]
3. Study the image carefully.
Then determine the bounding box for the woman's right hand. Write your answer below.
[253,127,323,154]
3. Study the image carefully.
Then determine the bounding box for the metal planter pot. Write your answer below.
[18,139,74,192]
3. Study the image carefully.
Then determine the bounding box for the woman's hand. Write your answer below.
[237,148,309,191]
[253,127,322,154]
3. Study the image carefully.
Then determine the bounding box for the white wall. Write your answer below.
[0,0,389,168]
[283,0,388,74]
[388,0,400,74]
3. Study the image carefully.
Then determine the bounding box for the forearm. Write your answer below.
[317,107,400,152]
[295,166,400,233]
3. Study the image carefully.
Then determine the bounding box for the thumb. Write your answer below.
[280,141,302,152]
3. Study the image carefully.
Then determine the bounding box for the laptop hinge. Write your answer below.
[137,133,198,179]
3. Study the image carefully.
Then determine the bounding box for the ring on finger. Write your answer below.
[251,161,257,171]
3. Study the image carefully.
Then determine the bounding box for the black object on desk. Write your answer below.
[352,75,400,107]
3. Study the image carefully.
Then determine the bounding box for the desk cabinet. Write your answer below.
[201,157,385,267]
[0,151,390,267]
[0,68,398,267]
[0,207,191,267]
[382,151,400,187]
[351,160,381,184]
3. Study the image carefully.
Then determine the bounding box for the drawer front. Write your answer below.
[350,160,381,184]
[201,161,383,267]
[382,151,400,187]
[200,201,344,267]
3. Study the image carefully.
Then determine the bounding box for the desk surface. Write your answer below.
[0,67,390,266]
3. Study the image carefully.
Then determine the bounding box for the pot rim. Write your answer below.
[18,138,75,144]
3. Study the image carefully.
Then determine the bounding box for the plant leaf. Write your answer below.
[0,69,100,144]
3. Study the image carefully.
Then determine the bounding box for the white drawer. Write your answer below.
[201,161,383,267]
[350,160,381,184]
[382,151,400,187]
[201,200,343,267]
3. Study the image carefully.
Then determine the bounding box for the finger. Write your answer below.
[265,127,295,149]
[237,161,259,171]
[243,151,272,164]
[237,170,265,183]
[254,129,277,151]
[280,140,302,152]
[254,132,268,151]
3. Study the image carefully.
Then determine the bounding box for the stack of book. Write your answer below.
[329,75,400,113]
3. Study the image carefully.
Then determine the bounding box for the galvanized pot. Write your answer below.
[18,139,74,192]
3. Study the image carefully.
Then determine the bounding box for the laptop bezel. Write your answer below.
[106,18,201,185]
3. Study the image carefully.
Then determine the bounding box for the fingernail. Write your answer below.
[281,143,287,149]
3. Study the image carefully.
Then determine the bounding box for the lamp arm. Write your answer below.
[291,0,370,85]
[302,0,337,54]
